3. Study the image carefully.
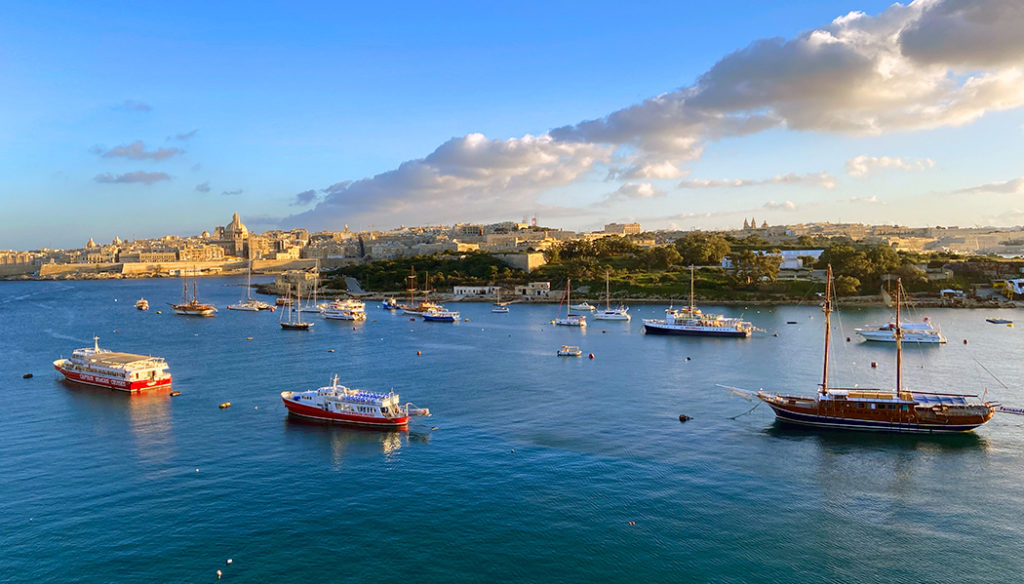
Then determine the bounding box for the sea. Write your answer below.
[2,276,1023,583]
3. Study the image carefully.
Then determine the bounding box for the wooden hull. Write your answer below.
[761,397,993,433]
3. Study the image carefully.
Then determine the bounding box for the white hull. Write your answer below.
[593,310,630,321]
[856,330,946,343]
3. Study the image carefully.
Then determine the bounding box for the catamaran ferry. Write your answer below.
[53,337,172,392]
[281,375,429,427]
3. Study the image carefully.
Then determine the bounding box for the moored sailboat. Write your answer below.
[553,279,586,327]
[170,272,217,316]
[593,270,630,321]
[754,266,995,433]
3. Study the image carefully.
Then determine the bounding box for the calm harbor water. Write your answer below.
[2,276,1023,583]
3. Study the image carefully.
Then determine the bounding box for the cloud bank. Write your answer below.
[955,177,1024,194]
[679,172,837,190]
[846,155,935,176]
[283,0,1024,230]
[100,141,183,161]
[95,171,171,185]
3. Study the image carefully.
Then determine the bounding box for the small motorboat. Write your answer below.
[986,318,1013,325]
[135,298,149,311]
[557,345,582,357]
[570,301,596,311]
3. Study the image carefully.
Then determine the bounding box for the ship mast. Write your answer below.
[895,278,903,396]
[821,265,834,395]
[689,265,695,310]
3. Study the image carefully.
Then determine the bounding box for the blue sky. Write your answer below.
[2,0,1023,249]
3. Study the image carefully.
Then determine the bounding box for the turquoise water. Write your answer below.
[2,277,1023,583]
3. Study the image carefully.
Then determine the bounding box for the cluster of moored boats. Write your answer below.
[55,264,1016,434]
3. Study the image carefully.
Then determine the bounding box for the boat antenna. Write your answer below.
[94,336,100,351]
[821,265,834,395]
[895,277,903,396]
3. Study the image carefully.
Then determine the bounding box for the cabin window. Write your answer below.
[870,404,876,409]
[857,404,864,409]
[901,405,909,411]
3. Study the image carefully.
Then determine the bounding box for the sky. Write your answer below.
[2,0,1024,249]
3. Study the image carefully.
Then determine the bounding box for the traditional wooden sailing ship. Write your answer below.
[755,266,995,433]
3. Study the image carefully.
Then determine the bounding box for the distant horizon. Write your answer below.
[11,214,1024,253]
[4,1,1024,249]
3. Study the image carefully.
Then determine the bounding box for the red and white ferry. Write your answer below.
[281,375,429,428]
[53,337,172,392]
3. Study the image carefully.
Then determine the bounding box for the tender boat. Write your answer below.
[422,308,460,322]
[53,337,172,392]
[855,319,946,343]
[381,297,400,310]
[752,267,995,433]
[135,298,149,311]
[643,267,751,337]
[491,303,510,313]
[570,301,596,312]
[986,318,1013,325]
[281,375,430,427]
[557,345,582,357]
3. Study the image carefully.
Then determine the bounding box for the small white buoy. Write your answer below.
[216,569,222,579]
[195,468,199,473]
[226,558,233,565]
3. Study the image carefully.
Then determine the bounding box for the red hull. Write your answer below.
[282,397,410,427]
[54,364,172,393]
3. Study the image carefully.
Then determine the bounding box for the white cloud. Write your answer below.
[846,155,935,176]
[679,172,836,190]
[284,133,612,231]
[94,171,170,185]
[763,200,798,210]
[283,0,1024,229]
[601,182,665,204]
[955,177,1024,194]
[848,194,884,204]
[99,140,183,161]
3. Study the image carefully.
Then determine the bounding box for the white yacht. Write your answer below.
[855,320,946,343]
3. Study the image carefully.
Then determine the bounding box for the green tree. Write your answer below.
[674,232,731,266]
[641,246,682,270]
[834,275,861,296]
[731,250,782,286]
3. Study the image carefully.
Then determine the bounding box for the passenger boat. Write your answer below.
[170,275,216,316]
[753,267,995,433]
[135,298,149,311]
[422,308,460,322]
[557,345,582,357]
[643,267,751,337]
[53,337,172,392]
[323,298,366,321]
[553,279,586,327]
[281,374,430,427]
[593,271,630,321]
[855,319,946,343]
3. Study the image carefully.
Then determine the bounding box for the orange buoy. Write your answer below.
[846,337,850,342]
[963,339,968,344]
[409,317,415,321]
[416,351,421,356]
[328,349,334,353]
[773,333,778,337]
[219,402,231,409]
[588,353,595,359]
[628,521,636,526]
[871,362,877,368]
